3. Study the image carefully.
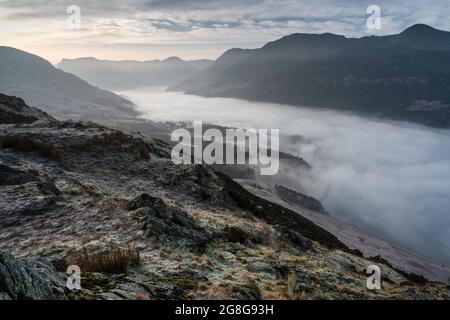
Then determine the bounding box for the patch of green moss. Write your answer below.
[82,273,117,292]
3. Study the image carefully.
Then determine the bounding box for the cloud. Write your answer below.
[2,0,450,62]
[119,87,450,265]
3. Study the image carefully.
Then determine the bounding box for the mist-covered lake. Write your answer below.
[118,87,450,265]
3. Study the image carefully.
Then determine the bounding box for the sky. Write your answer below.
[1,0,450,63]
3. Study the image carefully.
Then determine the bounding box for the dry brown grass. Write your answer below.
[2,135,72,168]
[97,199,128,213]
[102,131,131,144]
[262,224,270,244]
[135,293,153,300]
[64,245,140,274]
[3,135,59,160]
[287,274,301,300]
[76,131,150,160]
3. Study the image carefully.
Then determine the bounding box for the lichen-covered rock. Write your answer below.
[222,226,263,246]
[126,193,164,211]
[129,194,211,252]
[0,163,35,186]
[275,225,314,252]
[0,94,54,124]
[275,184,327,214]
[36,179,61,196]
[153,164,225,202]
[0,251,67,300]
[231,283,261,300]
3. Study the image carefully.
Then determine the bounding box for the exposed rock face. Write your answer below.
[0,94,54,124]
[222,226,263,246]
[126,193,164,211]
[0,98,449,300]
[0,163,35,186]
[0,251,66,300]
[275,225,314,253]
[128,194,211,252]
[275,184,327,214]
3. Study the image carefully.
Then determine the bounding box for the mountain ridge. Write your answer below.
[58,56,214,90]
[171,24,450,128]
[0,46,137,121]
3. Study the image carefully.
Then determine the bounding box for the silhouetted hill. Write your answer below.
[58,56,213,90]
[172,24,450,128]
[0,46,136,120]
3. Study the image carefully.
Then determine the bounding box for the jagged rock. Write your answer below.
[275,225,314,252]
[296,282,314,292]
[36,179,61,196]
[0,292,11,300]
[171,268,208,282]
[0,94,54,124]
[127,193,164,211]
[101,292,122,300]
[155,164,224,202]
[275,185,327,214]
[223,226,263,246]
[9,196,56,216]
[0,163,35,186]
[247,261,278,277]
[129,194,211,252]
[0,251,67,300]
[231,284,261,300]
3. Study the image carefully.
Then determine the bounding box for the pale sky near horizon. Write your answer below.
[1,0,449,64]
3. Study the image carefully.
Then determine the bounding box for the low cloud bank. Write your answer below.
[121,87,450,264]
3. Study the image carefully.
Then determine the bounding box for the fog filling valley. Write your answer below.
[119,87,450,265]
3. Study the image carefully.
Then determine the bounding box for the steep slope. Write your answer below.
[58,56,213,90]
[0,46,136,120]
[172,24,450,128]
[0,95,448,300]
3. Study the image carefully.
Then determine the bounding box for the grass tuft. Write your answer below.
[64,245,140,274]
[2,135,73,168]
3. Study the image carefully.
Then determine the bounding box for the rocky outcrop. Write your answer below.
[0,163,35,186]
[222,226,264,246]
[275,225,314,252]
[275,184,327,214]
[128,194,211,252]
[0,251,66,300]
[0,94,54,124]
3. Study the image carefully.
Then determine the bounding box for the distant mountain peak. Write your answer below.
[397,24,450,47]
[162,56,184,62]
[60,57,98,64]
[401,24,439,35]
